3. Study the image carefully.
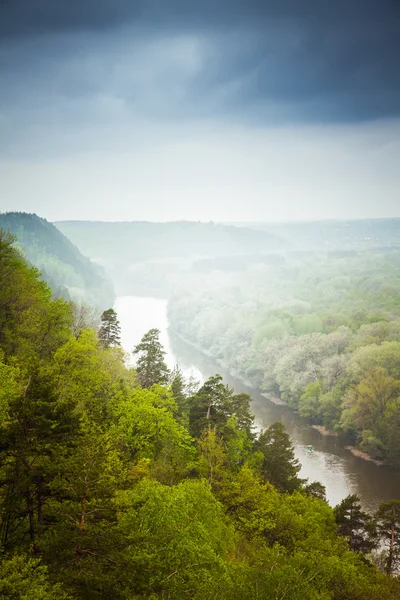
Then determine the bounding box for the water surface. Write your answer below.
[115,295,400,511]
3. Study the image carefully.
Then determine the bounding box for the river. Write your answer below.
[115,295,400,512]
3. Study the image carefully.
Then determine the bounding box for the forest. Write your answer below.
[168,246,400,466]
[0,213,114,309]
[1,229,400,599]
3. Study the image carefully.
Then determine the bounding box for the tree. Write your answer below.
[334,494,376,554]
[376,500,400,575]
[114,479,233,599]
[229,392,254,438]
[133,328,169,388]
[0,555,70,600]
[255,422,303,493]
[113,386,195,484]
[188,375,253,441]
[351,368,400,432]
[0,365,80,555]
[0,229,71,363]
[188,375,232,438]
[40,428,129,597]
[198,426,227,487]
[169,365,187,416]
[48,328,126,424]
[299,381,324,421]
[304,481,327,502]
[98,308,121,348]
[72,301,100,338]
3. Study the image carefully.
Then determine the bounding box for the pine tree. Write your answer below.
[98,308,121,348]
[169,365,187,416]
[189,375,254,441]
[304,481,327,501]
[255,422,303,493]
[334,494,377,553]
[133,328,169,388]
[188,375,231,438]
[376,500,400,575]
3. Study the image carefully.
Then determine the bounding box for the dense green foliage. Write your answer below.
[1,231,399,598]
[0,212,114,307]
[168,247,400,465]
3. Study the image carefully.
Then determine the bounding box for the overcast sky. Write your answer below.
[0,0,399,222]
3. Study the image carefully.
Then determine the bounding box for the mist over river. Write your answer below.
[115,295,400,512]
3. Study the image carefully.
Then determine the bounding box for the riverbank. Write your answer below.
[169,329,256,387]
[170,329,392,468]
[345,446,384,466]
[261,392,288,406]
[116,295,400,511]
[311,425,338,437]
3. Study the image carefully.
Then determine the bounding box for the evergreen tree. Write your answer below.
[255,422,303,493]
[229,392,254,438]
[376,500,400,575]
[189,375,231,438]
[98,308,121,348]
[169,365,187,416]
[133,328,169,388]
[304,481,327,502]
[188,375,254,440]
[334,494,377,553]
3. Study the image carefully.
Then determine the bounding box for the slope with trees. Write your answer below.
[0,212,114,307]
[0,230,399,598]
[168,246,400,465]
[55,219,286,296]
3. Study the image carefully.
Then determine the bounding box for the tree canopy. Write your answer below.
[0,230,399,599]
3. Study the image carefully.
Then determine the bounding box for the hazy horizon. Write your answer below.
[1,1,399,222]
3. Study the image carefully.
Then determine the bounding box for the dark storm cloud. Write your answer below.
[1,1,399,222]
[1,1,398,36]
[1,0,399,125]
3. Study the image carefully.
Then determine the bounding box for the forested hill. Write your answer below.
[0,212,113,308]
[168,245,400,467]
[55,220,285,296]
[55,220,285,264]
[232,219,400,251]
[1,228,399,598]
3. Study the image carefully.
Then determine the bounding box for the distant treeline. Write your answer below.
[234,218,400,251]
[55,220,285,265]
[169,247,400,466]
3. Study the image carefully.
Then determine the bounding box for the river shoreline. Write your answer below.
[344,446,384,466]
[311,425,338,437]
[169,328,389,467]
[260,392,288,406]
[116,296,400,511]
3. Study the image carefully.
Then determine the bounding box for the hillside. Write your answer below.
[55,220,285,262]
[232,219,400,251]
[0,228,399,598]
[55,220,286,296]
[0,212,114,308]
